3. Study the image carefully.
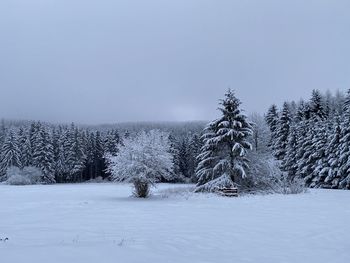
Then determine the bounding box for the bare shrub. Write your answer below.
[273,175,307,195]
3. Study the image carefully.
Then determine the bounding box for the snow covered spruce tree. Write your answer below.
[0,128,22,180]
[195,90,253,192]
[274,102,291,161]
[32,124,55,184]
[106,130,174,198]
[265,104,279,149]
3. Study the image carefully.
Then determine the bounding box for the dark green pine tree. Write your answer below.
[94,131,105,179]
[338,94,350,189]
[0,120,6,149]
[309,89,326,121]
[67,126,86,182]
[195,90,253,192]
[168,134,183,181]
[188,134,203,182]
[104,129,121,156]
[274,102,291,161]
[32,124,55,184]
[342,89,350,114]
[282,126,298,180]
[324,119,342,188]
[265,104,279,148]
[85,131,96,180]
[178,137,191,180]
[0,128,22,178]
[309,123,328,187]
[18,127,32,167]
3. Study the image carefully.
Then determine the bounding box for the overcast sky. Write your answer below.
[0,0,349,124]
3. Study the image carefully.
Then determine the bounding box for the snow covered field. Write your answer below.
[1,183,349,263]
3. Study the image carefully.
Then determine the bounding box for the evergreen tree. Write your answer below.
[94,131,105,179]
[274,102,291,161]
[32,124,55,184]
[85,131,96,180]
[309,122,328,187]
[282,126,298,179]
[324,120,342,188]
[343,89,350,114]
[0,119,6,148]
[195,90,253,192]
[188,134,203,182]
[338,118,350,189]
[66,126,86,182]
[295,101,306,122]
[0,129,22,178]
[309,89,326,121]
[168,134,183,181]
[265,104,279,148]
[104,130,121,156]
[18,127,32,167]
[177,137,191,180]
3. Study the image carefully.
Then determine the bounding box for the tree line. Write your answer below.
[2,88,350,191]
[0,121,203,184]
[266,89,350,189]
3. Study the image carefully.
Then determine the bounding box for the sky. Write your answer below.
[0,0,349,124]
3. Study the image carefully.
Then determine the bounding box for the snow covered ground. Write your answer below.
[1,183,349,263]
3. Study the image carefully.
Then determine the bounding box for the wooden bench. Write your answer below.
[216,187,238,197]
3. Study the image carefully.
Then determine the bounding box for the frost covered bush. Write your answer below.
[106,130,174,198]
[6,166,43,185]
[272,175,307,195]
[6,167,31,185]
[241,153,307,195]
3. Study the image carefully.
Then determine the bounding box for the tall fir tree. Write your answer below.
[309,89,326,121]
[265,104,279,149]
[282,126,298,179]
[32,124,55,184]
[274,102,291,161]
[324,119,342,188]
[196,90,253,192]
[0,128,22,178]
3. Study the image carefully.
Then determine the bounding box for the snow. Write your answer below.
[1,183,350,263]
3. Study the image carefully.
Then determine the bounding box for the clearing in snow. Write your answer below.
[1,183,349,263]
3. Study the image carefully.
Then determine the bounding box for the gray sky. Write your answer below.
[0,0,349,124]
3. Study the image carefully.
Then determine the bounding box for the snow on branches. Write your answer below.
[106,130,174,197]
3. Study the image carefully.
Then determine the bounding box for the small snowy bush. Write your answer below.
[241,153,307,195]
[106,130,174,198]
[6,167,31,185]
[273,175,307,195]
[6,166,43,185]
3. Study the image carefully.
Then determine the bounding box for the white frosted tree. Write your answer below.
[106,130,174,198]
[250,112,270,153]
[195,90,253,192]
